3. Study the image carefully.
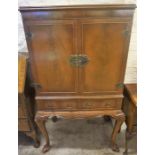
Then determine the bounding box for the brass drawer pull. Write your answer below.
[69,54,89,67]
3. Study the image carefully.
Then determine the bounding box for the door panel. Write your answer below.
[26,20,78,93]
[79,19,129,93]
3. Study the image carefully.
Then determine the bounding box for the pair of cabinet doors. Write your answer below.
[26,18,130,95]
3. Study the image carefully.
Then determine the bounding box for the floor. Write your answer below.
[19,118,137,155]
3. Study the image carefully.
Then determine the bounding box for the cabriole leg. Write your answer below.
[35,117,50,153]
[111,112,125,152]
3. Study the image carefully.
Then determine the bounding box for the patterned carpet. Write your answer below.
[19,118,137,155]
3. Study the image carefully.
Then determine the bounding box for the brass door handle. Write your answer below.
[69,55,89,67]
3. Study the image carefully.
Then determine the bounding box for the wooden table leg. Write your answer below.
[123,129,129,155]
[124,103,136,155]
[111,112,125,152]
[35,116,50,153]
[26,130,40,148]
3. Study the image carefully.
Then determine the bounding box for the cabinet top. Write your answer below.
[19,4,136,12]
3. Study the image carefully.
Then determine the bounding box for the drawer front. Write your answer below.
[18,119,31,132]
[36,99,122,111]
[37,100,78,111]
[78,99,122,110]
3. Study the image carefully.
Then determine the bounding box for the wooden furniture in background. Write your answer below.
[18,53,40,147]
[19,4,136,153]
[122,84,137,155]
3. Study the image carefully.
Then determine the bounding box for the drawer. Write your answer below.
[36,99,122,111]
[18,119,31,132]
[37,100,78,111]
[78,99,122,110]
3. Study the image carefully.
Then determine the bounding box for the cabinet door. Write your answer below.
[79,19,131,94]
[25,20,78,93]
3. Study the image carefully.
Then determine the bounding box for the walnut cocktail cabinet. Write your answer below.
[20,4,136,153]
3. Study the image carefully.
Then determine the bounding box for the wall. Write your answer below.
[18,0,137,83]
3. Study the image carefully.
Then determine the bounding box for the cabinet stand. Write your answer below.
[35,110,125,153]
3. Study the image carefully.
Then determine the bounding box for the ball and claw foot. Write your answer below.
[42,144,51,153]
[52,116,58,122]
[111,143,120,152]
[104,116,111,122]
[33,140,40,148]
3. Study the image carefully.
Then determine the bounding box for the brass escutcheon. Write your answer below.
[69,54,89,67]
